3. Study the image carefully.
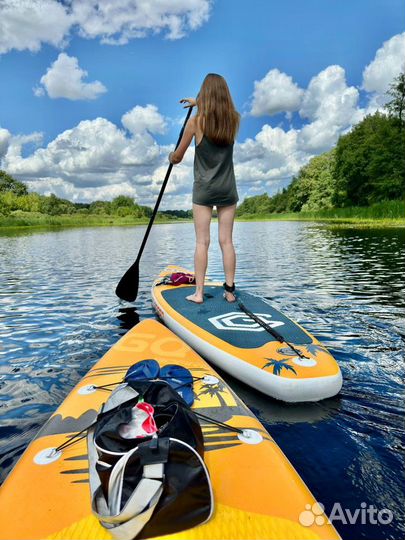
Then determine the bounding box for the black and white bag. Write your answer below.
[87,380,213,539]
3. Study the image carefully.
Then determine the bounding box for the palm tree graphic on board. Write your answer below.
[263,358,297,376]
[305,344,327,357]
[199,379,228,407]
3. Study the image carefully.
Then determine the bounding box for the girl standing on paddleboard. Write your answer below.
[169,73,240,304]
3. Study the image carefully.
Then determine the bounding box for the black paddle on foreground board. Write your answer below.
[116,107,193,302]
[237,299,309,359]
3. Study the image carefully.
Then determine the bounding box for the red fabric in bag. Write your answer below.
[169,272,196,285]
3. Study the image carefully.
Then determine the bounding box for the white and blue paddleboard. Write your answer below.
[152,266,342,403]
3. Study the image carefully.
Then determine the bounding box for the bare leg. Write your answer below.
[187,203,213,304]
[217,204,237,302]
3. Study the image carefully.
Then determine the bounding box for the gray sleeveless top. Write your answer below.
[193,135,239,207]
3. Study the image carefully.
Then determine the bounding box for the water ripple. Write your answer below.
[0,222,404,540]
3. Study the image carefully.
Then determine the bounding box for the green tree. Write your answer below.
[73,202,90,211]
[111,195,135,209]
[0,171,28,196]
[0,191,19,214]
[286,177,309,212]
[334,112,405,206]
[269,189,289,213]
[89,200,112,214]
[15,192,43,212]
[131,203,149,218]
[40,193,75,215]
[115,206,133,217]
[298,150,336,212]
[161,209,193,219]
[140,205,153,218]
[237,193,273,215]
[385,72,405,127]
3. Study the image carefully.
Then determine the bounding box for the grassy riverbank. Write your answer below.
[0,211,188,230]
[237,200,405,228]
[0,200,403,231]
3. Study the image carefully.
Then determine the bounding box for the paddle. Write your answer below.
[116,106,193,302]
[237,298,309,359]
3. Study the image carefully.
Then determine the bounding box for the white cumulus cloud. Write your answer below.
[250,69,304,117]
[1,104,194,208]
[71,0,212,43]
[0,0,212,55]
[0,0,71,54]
[23,177,139,204]
[299,65,359,121]
[122,105,167,135]
[0,128,11,159]
[297,65,362,152]
[35,53,107,100]
[247,64,363,153]
[0,110,193,208]
[361,32,405,114]
[3,116,160,184]
[362,32,405,94]
[234,124,308,199]
[234,62,370,197]
[245,31,405,157]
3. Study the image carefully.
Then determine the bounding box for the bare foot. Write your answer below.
[224,290,236,303]
[186,293,204,304]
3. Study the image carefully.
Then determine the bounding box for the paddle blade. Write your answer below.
[115,260,139,302]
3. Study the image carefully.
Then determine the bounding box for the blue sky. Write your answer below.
[0,0,404,208]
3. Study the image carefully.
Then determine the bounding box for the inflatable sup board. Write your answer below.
[152,266,342,402]
[0,319,339,540]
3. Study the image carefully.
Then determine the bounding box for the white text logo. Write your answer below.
[208,312,284,332]
[299,502,393,527]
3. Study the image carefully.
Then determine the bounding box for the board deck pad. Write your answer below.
[161,286,312,349]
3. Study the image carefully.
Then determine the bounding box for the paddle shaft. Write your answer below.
[135,107,193,265]
[237,298,309,359]
[115,106,193,301]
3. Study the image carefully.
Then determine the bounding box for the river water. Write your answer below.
[0,221,404,540]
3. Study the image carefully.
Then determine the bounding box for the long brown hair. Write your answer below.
[196,73,240,146]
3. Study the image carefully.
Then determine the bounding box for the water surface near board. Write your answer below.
[0,221,404,540]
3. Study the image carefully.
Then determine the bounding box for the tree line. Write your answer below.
[237,73,405,216]
[0,173,192,219]
[0,177,151,218]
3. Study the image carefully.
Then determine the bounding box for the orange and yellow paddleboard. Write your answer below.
[152,266,342,402]
[0,319,339,540]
